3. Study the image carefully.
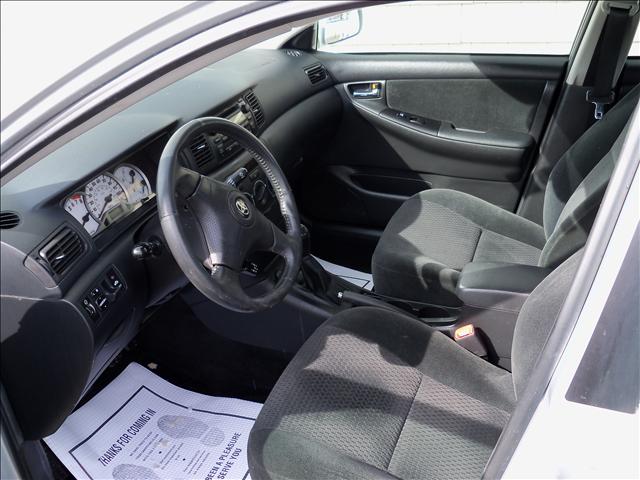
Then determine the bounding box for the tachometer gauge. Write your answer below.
[112,164,152,203]
[64,194,99,235]
[84,174,127,221]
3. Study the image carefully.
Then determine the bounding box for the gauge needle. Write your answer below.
[98,194,113,219]
[129,169,135,184]
[81,213,91,226]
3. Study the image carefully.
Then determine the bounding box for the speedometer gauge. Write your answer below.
[113,164,152,203]
[84,174,127,221]
[64,194,99,235]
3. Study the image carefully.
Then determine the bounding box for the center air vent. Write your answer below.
[304,63,328,85]
[0,211,20,229]
[39,226,85,277]
[189,134,214,169]
[245,91,265,128]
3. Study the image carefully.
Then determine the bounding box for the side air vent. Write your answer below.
[304,63,328,85]
[0,211,20,229]
[39,227,85,277]
[189,134,214,169]
[245,91,265,128]
[285,49,302,57]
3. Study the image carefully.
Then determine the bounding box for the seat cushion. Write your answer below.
[248,307,515,480]
[372,189,546,305]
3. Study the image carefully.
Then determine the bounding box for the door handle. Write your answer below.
[349,82,382,99]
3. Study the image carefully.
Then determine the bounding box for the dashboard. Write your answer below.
[63,164,153,236]
[0,47,342,441]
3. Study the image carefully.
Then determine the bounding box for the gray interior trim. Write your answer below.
[484,101,640,479]
[567,1,639,86]
[351,101,531,182]
[456,263,551,313]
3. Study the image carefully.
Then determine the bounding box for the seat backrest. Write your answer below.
[539,84,640,268]
[511,250,582,398]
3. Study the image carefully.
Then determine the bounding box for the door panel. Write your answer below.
[301,54,566,271]
[386,78,546,134]
[354,97,534,182]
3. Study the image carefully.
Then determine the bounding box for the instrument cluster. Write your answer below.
[63,164,153,236]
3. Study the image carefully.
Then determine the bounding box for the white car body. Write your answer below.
[1,2,638,478]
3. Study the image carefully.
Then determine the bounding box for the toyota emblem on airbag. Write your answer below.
[235,198,250,218]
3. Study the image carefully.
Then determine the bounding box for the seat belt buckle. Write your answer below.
[453,324,488,357]
[586,90,615,120]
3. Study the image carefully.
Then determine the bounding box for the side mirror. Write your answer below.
[318,10,363,45]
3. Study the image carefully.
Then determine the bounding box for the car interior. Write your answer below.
[1,1,639,479]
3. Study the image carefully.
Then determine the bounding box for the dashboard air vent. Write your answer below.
[39,227,85,277]
[304,63,328,85]
[189,134,214,169]
[285,49,302,57]
[245,91,265,128]
[0,211,20,229]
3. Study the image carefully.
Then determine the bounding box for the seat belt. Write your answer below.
[586,2,638,120]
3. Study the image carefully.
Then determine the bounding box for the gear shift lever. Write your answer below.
[298,224,338,303]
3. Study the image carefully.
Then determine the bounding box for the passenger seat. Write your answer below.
[372,84,640,306]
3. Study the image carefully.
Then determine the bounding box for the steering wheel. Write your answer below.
[157,117,302,313]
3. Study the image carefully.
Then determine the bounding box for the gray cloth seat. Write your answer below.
[372,84,639,306]
[248,252,582,480]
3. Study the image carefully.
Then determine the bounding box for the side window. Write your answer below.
[317,1,587,55]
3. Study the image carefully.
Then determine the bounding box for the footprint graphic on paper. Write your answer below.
[157,415,225,446]
[113,464,160,480]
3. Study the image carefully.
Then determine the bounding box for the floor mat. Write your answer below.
[81,296,292,408]
[313,255,374,290]
[45,363,261,480]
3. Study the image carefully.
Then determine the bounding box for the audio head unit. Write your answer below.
[182,91,264,172]
[212,98,256,161]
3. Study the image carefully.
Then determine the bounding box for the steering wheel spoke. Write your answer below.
[269,221,295,258]
[175,166,201,199]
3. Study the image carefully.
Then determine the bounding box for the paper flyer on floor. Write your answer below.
[45,363,262,480]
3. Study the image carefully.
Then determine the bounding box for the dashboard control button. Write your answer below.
[89,286,103,299]
[225,167,248,187]
[82,297,99,320]
[96,295,109,311]
[106,268,122,290]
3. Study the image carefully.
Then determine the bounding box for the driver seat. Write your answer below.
[247,251,582,479]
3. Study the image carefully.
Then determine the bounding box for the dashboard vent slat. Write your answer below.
[0,211,20,229]
[39,227,85,277]
[304,63,328,85]
[245,91,264,128]
[189,134,214,169]
[285,49,302,57]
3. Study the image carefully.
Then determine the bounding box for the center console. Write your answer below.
[453,262,551,369]
[323,259,551,370]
